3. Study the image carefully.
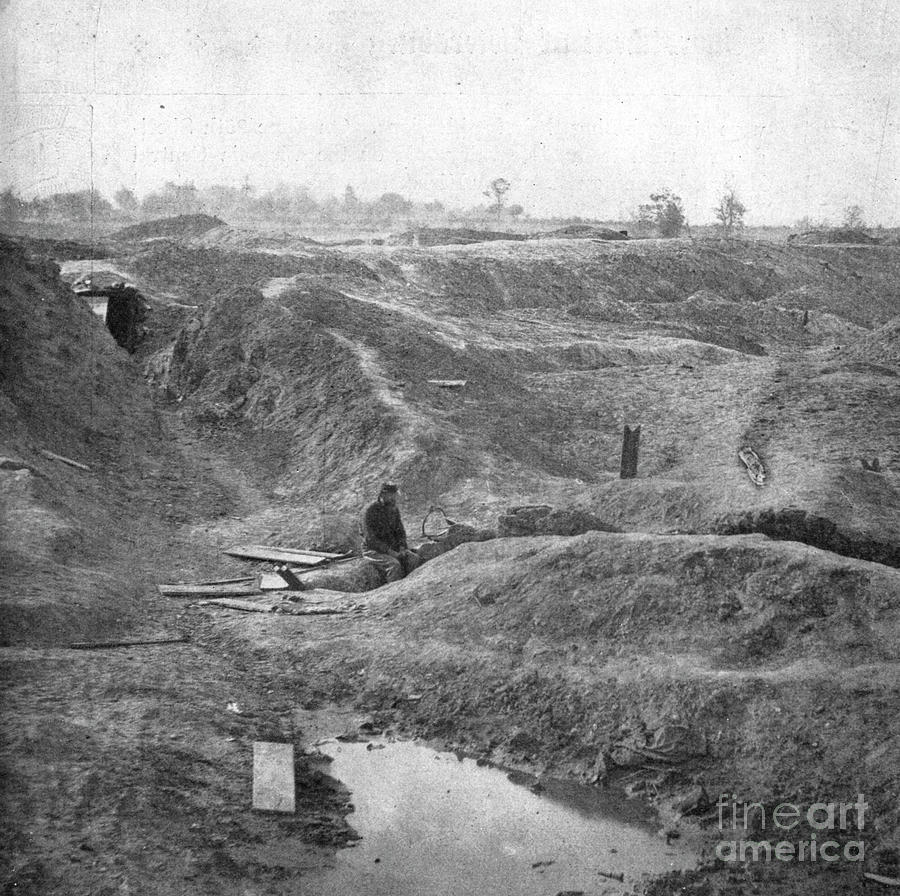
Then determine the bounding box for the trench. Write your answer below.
[714,509,900,569]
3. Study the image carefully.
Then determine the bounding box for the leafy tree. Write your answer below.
[508,203,524,220]
[114,186,139,214]
[36,190,114,221]
[370,191,413,224]
[638,190,685,237]
[843,204,865,229]
[141,181,199,217]
[714,188,747,234]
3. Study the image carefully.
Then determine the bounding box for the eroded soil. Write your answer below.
[2,229,900,894]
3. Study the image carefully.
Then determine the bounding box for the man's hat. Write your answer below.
[379,482,399,494]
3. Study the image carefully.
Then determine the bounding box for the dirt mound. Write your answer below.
[211,530,900,851]
[532,223,629,240]
[0,241,234,645]
[0,241,158,643]
[124,242,378,306]
[838,315,900,369]
[112,214,226,242]
[373,532,900,827]
[0,241,157,465]
[789,227,880,245]
[388,227,526,247]
[3,234,111,260]
[383,237,897,320]
[194,224,324,252]
[144,237,899,556]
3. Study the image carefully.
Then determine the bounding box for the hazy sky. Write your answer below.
[2,0,898,224]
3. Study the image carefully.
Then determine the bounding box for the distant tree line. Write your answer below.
[0,180,528,230]
[2,178,878,238]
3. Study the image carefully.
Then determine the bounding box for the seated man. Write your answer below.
[361,483,420,583]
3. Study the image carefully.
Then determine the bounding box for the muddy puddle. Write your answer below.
[311,738,698,895]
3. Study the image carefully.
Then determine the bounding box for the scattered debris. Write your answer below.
[532,860,555,868]
[157,578,259,597]
[69,636,187,649]
[39,449,91,472]
[427,379,467,388]
[738,445,766,486]
[252,741,296,814]
[597,869,625,882]
[861,457,882,473]
[226,702,243,714]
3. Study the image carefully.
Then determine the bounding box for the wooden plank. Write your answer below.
[157,578,259,597]
[864,873,900,887]
[39,449,91,471]
[427,379,467,388]
[259,556,360,590]
[252,742,295,813]
[223,544,346,565]
[198,598,278,613]
[70,636,187,649]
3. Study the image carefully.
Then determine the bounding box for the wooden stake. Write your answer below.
[620,425,640,479]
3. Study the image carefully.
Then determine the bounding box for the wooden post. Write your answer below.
[620,425,640,479]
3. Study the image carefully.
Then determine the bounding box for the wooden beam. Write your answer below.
[40,449,91,471]
[157,578,259,597]
[223,544,347,565]
[252,742,296,813]
[70,636,187,649]
[198,598,277,613]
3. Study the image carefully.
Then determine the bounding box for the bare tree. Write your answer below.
[714,188,747,235]
[484,177,511,224]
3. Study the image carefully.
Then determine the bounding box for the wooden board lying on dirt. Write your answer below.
[198,596,349,615]
[427,379,467,388]
[157,578,260,597]
[39,449,91,471]
[252,742,295,813]
[70,636,188,649]
[198,598,280,613]
[223,544,347,566]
